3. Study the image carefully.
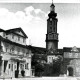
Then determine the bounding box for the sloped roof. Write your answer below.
[28,45,63,55]
[28,45,47,54]
[63,47,80,52]
[0,27,28,38]
[0,36,28,49]
[0,28,5,32]
[57,49,63,54]
[28,46,47,61]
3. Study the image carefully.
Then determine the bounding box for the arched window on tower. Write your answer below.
[49,18,53,33]
[53,21,56,32]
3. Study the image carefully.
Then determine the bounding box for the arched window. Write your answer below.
[68,67,73,76]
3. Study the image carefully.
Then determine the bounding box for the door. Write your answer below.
[68,67,73,76]
[17,62,19,70]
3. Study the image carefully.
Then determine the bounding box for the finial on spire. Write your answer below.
[50,0,55,12]
[51,0,54,7]
[52,0,53,4]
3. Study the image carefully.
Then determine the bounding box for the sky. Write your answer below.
[0,0,80,48]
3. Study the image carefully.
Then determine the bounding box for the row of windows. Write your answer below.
[3,33,25,43]
[9,63,29,71]
[20,63,29,69]
[6,47,25,54]
[12,34,25,43]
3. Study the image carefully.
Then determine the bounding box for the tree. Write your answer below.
[35,63,44,76]
[31,54,45,77]
[43,55,63,76]
[52,55,63,76]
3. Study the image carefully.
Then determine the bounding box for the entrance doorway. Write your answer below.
[17,62,19,70]
[4,61,8,72]
[15,62,20,78]
[68,67,73,76]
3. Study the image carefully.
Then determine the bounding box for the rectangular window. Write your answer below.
[18,36,20,41]
[10,49,12,52]
[23,38,25,43]
[9,64,10,69]
[15,65,16,69]
[12,47,14,53]
[11,64,13,71]
[6,48,8,52]
[17,48,20,54]
[25,63,29,69]
[20,64,23,69]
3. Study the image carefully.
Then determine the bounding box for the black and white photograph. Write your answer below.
[0,0,80,80]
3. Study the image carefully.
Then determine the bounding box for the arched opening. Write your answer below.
[68,67,73,76]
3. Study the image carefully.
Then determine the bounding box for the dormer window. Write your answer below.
[23,38,25,43]
[18,36,20,41]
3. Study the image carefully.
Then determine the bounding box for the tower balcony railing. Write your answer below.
[46,34,58,41]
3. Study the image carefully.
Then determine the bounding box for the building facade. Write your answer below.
[62,46,80,77]
[0,28,32,78]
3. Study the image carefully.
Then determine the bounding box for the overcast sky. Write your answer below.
[0,1,80,48]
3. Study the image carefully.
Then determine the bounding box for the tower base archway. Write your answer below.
[68,67,73,76]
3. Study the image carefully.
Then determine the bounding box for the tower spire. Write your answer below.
[50,0,55,12]
[48,0,57,18]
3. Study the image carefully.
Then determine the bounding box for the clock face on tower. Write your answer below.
[50,18,52,21]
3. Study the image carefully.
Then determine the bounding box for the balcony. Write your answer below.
[46,33,58,41]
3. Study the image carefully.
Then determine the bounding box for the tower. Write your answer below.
[46,2,59,63]
[46,2,58,53]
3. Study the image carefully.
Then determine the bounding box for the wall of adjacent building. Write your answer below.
[0,30,32,77]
